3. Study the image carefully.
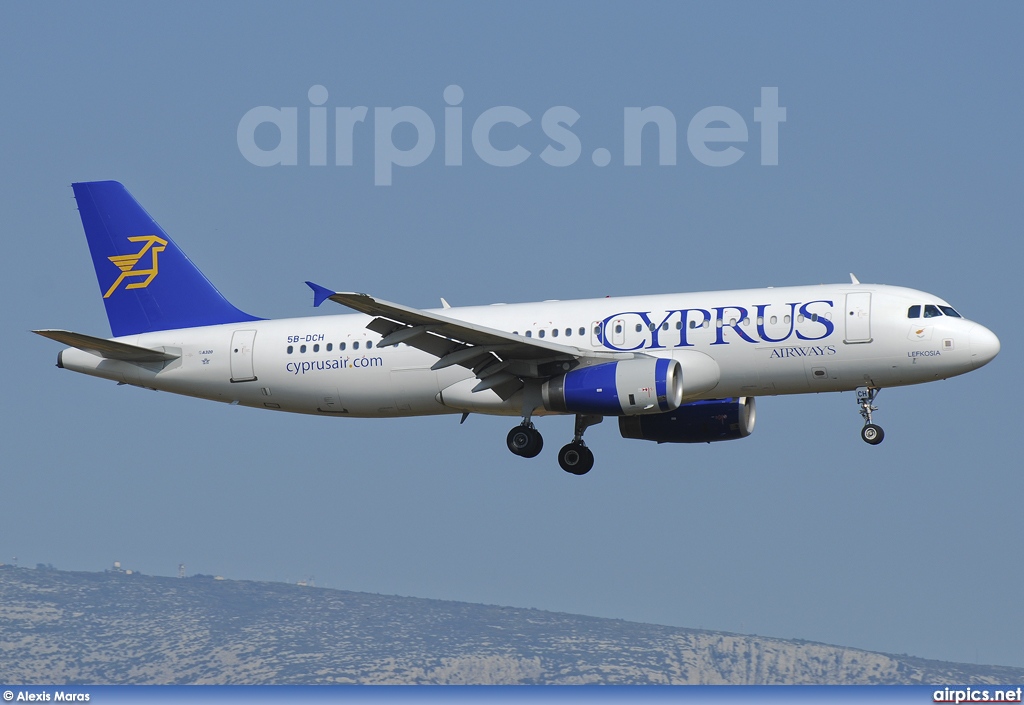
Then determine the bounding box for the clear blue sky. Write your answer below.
[2,2,1021,668]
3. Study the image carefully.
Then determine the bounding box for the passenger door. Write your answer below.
[844,293,872,343]
[229,329,258,382]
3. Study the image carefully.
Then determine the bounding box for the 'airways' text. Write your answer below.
[769,345,837,359]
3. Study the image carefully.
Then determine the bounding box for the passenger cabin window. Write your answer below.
[924,304,942,318]
[339,342,346,351]
[908,305,921,318]
[366,340,373,348]
[538,330,545,338]
[287,345,293,354]
[579,327,585,336]
[326,343,333,351]
[354,341,360,349]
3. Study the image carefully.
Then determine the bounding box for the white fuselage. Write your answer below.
[57,283,998,419]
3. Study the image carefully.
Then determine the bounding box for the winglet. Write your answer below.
[305,281,336,308]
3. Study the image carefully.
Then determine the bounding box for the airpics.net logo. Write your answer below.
[237,85,786,186]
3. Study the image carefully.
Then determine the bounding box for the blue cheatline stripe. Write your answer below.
[655,357,670,410]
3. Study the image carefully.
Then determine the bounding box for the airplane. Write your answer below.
[35,181,1001,475]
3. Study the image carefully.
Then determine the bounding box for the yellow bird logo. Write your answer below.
[103,235,168,299]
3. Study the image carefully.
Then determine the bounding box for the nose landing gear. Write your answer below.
[856,386,885,445]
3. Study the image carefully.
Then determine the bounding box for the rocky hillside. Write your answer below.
[1,565,1020,685]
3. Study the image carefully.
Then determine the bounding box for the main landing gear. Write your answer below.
[856,386,885,445]
[557,414,601,475]
[506,422,543,458]
[506,414,602,475]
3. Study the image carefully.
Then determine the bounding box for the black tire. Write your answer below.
[507,426,543,458]
[861,423,884,445]
[558,442,594,475]
[521,427,543,458]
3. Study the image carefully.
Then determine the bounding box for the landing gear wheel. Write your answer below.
[861,423,884,445]
[507,425,543,458]
[558,442,594,475]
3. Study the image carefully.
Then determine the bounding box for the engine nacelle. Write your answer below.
[618,397,756,443]
[543,358,683,416]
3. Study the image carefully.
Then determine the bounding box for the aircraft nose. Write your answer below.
[969,324,1000,369]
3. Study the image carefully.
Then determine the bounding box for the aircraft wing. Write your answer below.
[33,329,180,362]
[306,282,628,395]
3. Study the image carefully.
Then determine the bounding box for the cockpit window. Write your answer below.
[907,305,921,318]
[940,306,962,318]
[924,304,942,318]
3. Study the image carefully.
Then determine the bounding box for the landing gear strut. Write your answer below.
[557,414,602,475]
[856,386,884,445]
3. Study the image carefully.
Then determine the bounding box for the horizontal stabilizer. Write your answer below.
[33,329,179,362]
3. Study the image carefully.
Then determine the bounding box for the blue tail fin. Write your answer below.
[72,181,260,337]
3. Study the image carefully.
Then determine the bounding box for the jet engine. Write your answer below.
[618,397,756,443]
[542,358,683,416]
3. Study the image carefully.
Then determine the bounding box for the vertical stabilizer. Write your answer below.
[72,181,260,337]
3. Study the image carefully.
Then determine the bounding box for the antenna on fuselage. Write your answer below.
[849,273,861,285]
